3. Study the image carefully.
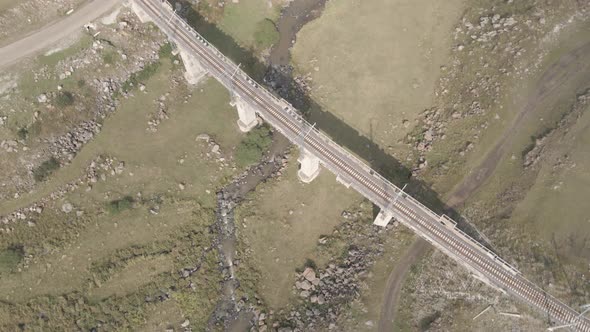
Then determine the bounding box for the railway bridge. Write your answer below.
[131,1,590,330]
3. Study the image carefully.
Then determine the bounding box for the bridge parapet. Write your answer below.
[131,2,590,329]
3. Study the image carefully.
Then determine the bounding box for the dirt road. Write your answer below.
[445,39,590,208]
[0,0,121,69]
[378,36,590,332]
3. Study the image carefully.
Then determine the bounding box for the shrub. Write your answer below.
[108,196,134,214]
[419,311,441,331]
[17,127,28,140]
[55,91,75,108]
[235,126,272,167]
[304,258,317,270]
[253,19,279,49]
[33,157,60,182]
[295,258,318,273]
[121,61,161,93]
[0,246,24,274]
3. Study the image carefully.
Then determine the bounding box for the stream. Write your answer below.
[207,1,329,330]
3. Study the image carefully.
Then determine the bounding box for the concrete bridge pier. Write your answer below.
[373,209,393,227]
[230,96,258,132]
[297,149,320,183]
[178,47,207,85]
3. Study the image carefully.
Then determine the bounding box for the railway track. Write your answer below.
[135,1,590,330]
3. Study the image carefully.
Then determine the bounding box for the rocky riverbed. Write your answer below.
[207,135,291,331]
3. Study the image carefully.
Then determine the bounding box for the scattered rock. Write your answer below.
[302,267,316,282]
[196,133,210,142]
[61,202,73,213]
[37,93,48,103]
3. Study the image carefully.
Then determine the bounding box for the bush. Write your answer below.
[108,196,134,214]
[33,157,60,182]
[253,19,279,49]
[0,246,24,274]
[55,91,75,108]
[419,311,441,331]
[17,127,28,140]
[235,126,272,167]
[295,258,318,273]
[121,61,161,93]
[304,258,317,270]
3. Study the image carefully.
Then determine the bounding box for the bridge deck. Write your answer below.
[134,1,590,330]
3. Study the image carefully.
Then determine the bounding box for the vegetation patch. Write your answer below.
[107,196,135,214]
[102,50,117,65]
[419,311,441,331]
[235,125,272,167]
[254,19,279,49]
[32,157,60,182]
[54,91,75,108]
[158,42,181,65]
[0,246,24,274]
[90,242,172,283]
[218,0,279,49]
[121,62,160,93]
[17,126,29,140]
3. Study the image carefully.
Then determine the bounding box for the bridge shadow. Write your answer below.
[174,1,488,247]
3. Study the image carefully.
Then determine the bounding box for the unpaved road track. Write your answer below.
[378,39,590,332]
[0,0,121,69]
[378,237,429,331]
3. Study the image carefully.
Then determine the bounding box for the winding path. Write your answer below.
[378,37,590,332]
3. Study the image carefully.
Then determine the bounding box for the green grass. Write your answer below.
[218,0,280,49]
[254,18,279,49]
[158,42,174,59]
[235,125,272,167]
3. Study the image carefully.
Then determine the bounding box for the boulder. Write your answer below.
[61,202,73,213]
[302,267,316,282]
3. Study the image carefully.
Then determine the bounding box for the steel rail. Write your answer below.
[136,1,590,330]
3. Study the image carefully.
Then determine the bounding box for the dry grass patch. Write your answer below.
[292,0,464,149]
[89,255,174,299]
